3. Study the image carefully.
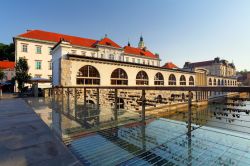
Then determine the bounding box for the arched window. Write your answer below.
[209,78,212,86]
[180,75,186,85]
[136,71,149,85]
[154,72,164,85]
[218,79,221,86]
[169,74,176,85]
[228,80,230,86]
[221,80,224,85]
[225,80,227,86]
[111,68,128,85]
[189,76,194,85]
[76,65,100,85]
[213,79,217,86]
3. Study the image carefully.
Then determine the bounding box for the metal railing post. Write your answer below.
[96,88,100,125]
[114,89,118,121]
[61,87,64,112]
[141,89,146,123]
[188,91,192,136]
[67,88,70,114]
[84,87,87,109]
[74,88,77,119]
[83,87,87,127]
[187,90,192,166]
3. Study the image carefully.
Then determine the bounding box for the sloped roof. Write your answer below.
[162,62,178,69]
[0,61,15,69]
[188,60,214,67]
[17,30,158,59]
[97,37,121,48]
[124,46,158,59]
[18,30,98,48]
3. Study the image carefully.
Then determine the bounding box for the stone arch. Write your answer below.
[76,65,100,85]
[180,75,186,85]
[111,68,128,85]
[154,72,164,85]
[169,74,176,85]
[189,76,194,85]
[136,70,149,85]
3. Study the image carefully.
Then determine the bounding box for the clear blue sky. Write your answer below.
[1,0,250,71]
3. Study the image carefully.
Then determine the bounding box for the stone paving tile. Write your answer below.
[0,98,82,166]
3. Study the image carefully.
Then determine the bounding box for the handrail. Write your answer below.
[44,86,250,92]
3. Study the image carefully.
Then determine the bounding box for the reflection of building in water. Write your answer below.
[26,98,53,126]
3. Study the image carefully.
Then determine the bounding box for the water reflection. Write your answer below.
[26,97,141,140]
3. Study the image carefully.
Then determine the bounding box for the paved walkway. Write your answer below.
[0,98,82,166]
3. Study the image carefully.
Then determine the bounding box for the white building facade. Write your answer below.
[14,30,161,89]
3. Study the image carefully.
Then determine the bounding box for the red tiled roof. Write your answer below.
[0,61,15,69]
[124,46,158,59]
[18,30,98,48]
[162,62,178,69]
[97,37,121,48]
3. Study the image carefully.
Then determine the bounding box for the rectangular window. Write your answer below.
[35,60,42,70]
[71,50,77,54]
[21,44,28,52]
[132,58,135,63]
[101,54,104,59]
[118,56,122,61]
[152,61,154,66]
[48,61,52,70]
[91,52,95,57]
[126,57,129,62]
[143,60,145,64]
[137,59,141,63]
[109,54,115,60]
[36,46,42,54]
[148,60,150,65]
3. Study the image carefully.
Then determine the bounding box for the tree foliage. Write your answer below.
[0,43,15,61]
[15,58,31,91]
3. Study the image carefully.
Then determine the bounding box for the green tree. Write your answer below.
[15,58,31,92]
[0,43,15,61]
[0,70,4,81]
